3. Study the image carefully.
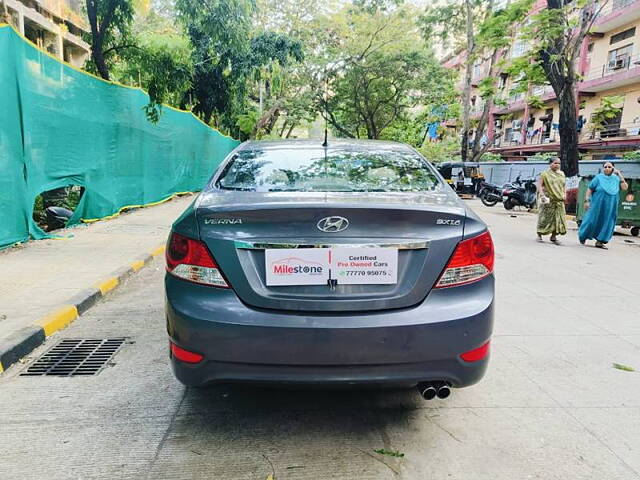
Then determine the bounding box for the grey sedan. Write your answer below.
[164,140,494,399]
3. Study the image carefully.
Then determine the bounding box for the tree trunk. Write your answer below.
[285,123,296,138]
[86,0,110,81]
[92,46,110,80]
[557,83,579,178]
[460,0,475,163]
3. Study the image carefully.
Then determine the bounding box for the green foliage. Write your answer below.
[85,0,137,80]
[236,109,261,136]
[622,150,640,160]
[527,96,545,110]
[477,0,533,50]
[477,77,496,100]
[176,0,256,131]
[378,116,428,148]
[318,4,456,139]
[418,137,460,164]
[113,32,194,122]
[590,95,624,133]
[528,152,556,162]
[479,152,502,162]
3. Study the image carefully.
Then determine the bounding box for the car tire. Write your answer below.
[631,226,639,237]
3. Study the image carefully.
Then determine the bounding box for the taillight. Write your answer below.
[166,231,229,288]
[460,340,490,362]
[435,231,494,288]
[170,342,204,363]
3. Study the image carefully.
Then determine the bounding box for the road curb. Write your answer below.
[0,245,165,373]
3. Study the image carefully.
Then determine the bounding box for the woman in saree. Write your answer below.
[537,157,567,245]
[578,161,628,249]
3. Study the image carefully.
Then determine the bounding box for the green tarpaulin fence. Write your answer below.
[0,24,239,248]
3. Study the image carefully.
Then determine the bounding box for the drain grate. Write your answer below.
[21,338,126,376]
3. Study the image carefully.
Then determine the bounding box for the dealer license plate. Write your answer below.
[264,248,398,286]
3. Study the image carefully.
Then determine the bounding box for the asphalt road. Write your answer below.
[1,200,639,480]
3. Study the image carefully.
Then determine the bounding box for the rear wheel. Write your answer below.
[481,194,499,207]
[631,226,639,237]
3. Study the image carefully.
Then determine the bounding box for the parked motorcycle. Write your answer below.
[45,206,73,231]
[478,182,503,207]
[502,177,537,210]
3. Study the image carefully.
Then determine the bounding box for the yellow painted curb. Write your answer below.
[39,305,79,337]
[151,245,166,257]
[95,277,119,295]
[130,260,145,272]
[0,362,4,374]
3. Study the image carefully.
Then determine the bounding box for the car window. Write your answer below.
[215,147,442,193]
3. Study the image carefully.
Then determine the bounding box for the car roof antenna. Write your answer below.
[322,120,328,147]
[322,75,329,147]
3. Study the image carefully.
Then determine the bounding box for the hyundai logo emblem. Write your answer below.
[317,216,349,233]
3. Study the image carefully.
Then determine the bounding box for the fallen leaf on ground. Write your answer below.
[374,448,405,458]
[613,363,635,372]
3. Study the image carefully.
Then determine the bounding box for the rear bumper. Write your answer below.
[165,274,494,387]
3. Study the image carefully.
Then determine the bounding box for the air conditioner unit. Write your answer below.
[512,119,522,129]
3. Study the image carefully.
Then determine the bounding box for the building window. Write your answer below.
[511,39,529,58]
[607,44,633,71]
[601,110,623,137]
[473,62,482,79]
[610,27,636,45]
[498,73,508,89]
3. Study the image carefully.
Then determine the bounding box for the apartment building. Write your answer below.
[3,0,90,67]
[444,0,640,160]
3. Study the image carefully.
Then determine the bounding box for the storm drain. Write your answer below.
[21,338,126,376]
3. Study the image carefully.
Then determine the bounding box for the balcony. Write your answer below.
[490,118,640,153]
[580,119,640,141]
[592,0,640,33]
[580,54,640,92]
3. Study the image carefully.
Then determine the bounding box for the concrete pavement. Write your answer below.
[0,195,194,371]
[0,199,639,479]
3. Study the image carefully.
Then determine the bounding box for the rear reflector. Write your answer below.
[435,231,494,288]
[170,342,204,363]
[166,231,229,288]
[460,340,490,362]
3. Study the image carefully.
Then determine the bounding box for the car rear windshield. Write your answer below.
[215,147,442,192]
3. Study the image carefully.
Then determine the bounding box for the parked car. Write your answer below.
[165,140,494,399]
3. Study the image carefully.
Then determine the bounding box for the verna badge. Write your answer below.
[317,216,349,233]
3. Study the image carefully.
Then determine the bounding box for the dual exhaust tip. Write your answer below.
[417,381,451,400]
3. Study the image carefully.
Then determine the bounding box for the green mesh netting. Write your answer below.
[0,25,239,248]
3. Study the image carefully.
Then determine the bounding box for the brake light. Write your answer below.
[460,340,490,362]
[166,231,229,287]
[435,231,494,288]
[170,342,204,363]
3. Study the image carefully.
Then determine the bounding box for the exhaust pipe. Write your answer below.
[417,381,451,400]
[436,384,451,399]
[417,382,437,400]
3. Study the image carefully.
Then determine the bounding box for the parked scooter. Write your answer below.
[478,182,503,207]
[45,206,73,231]
[502,177,537,210]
